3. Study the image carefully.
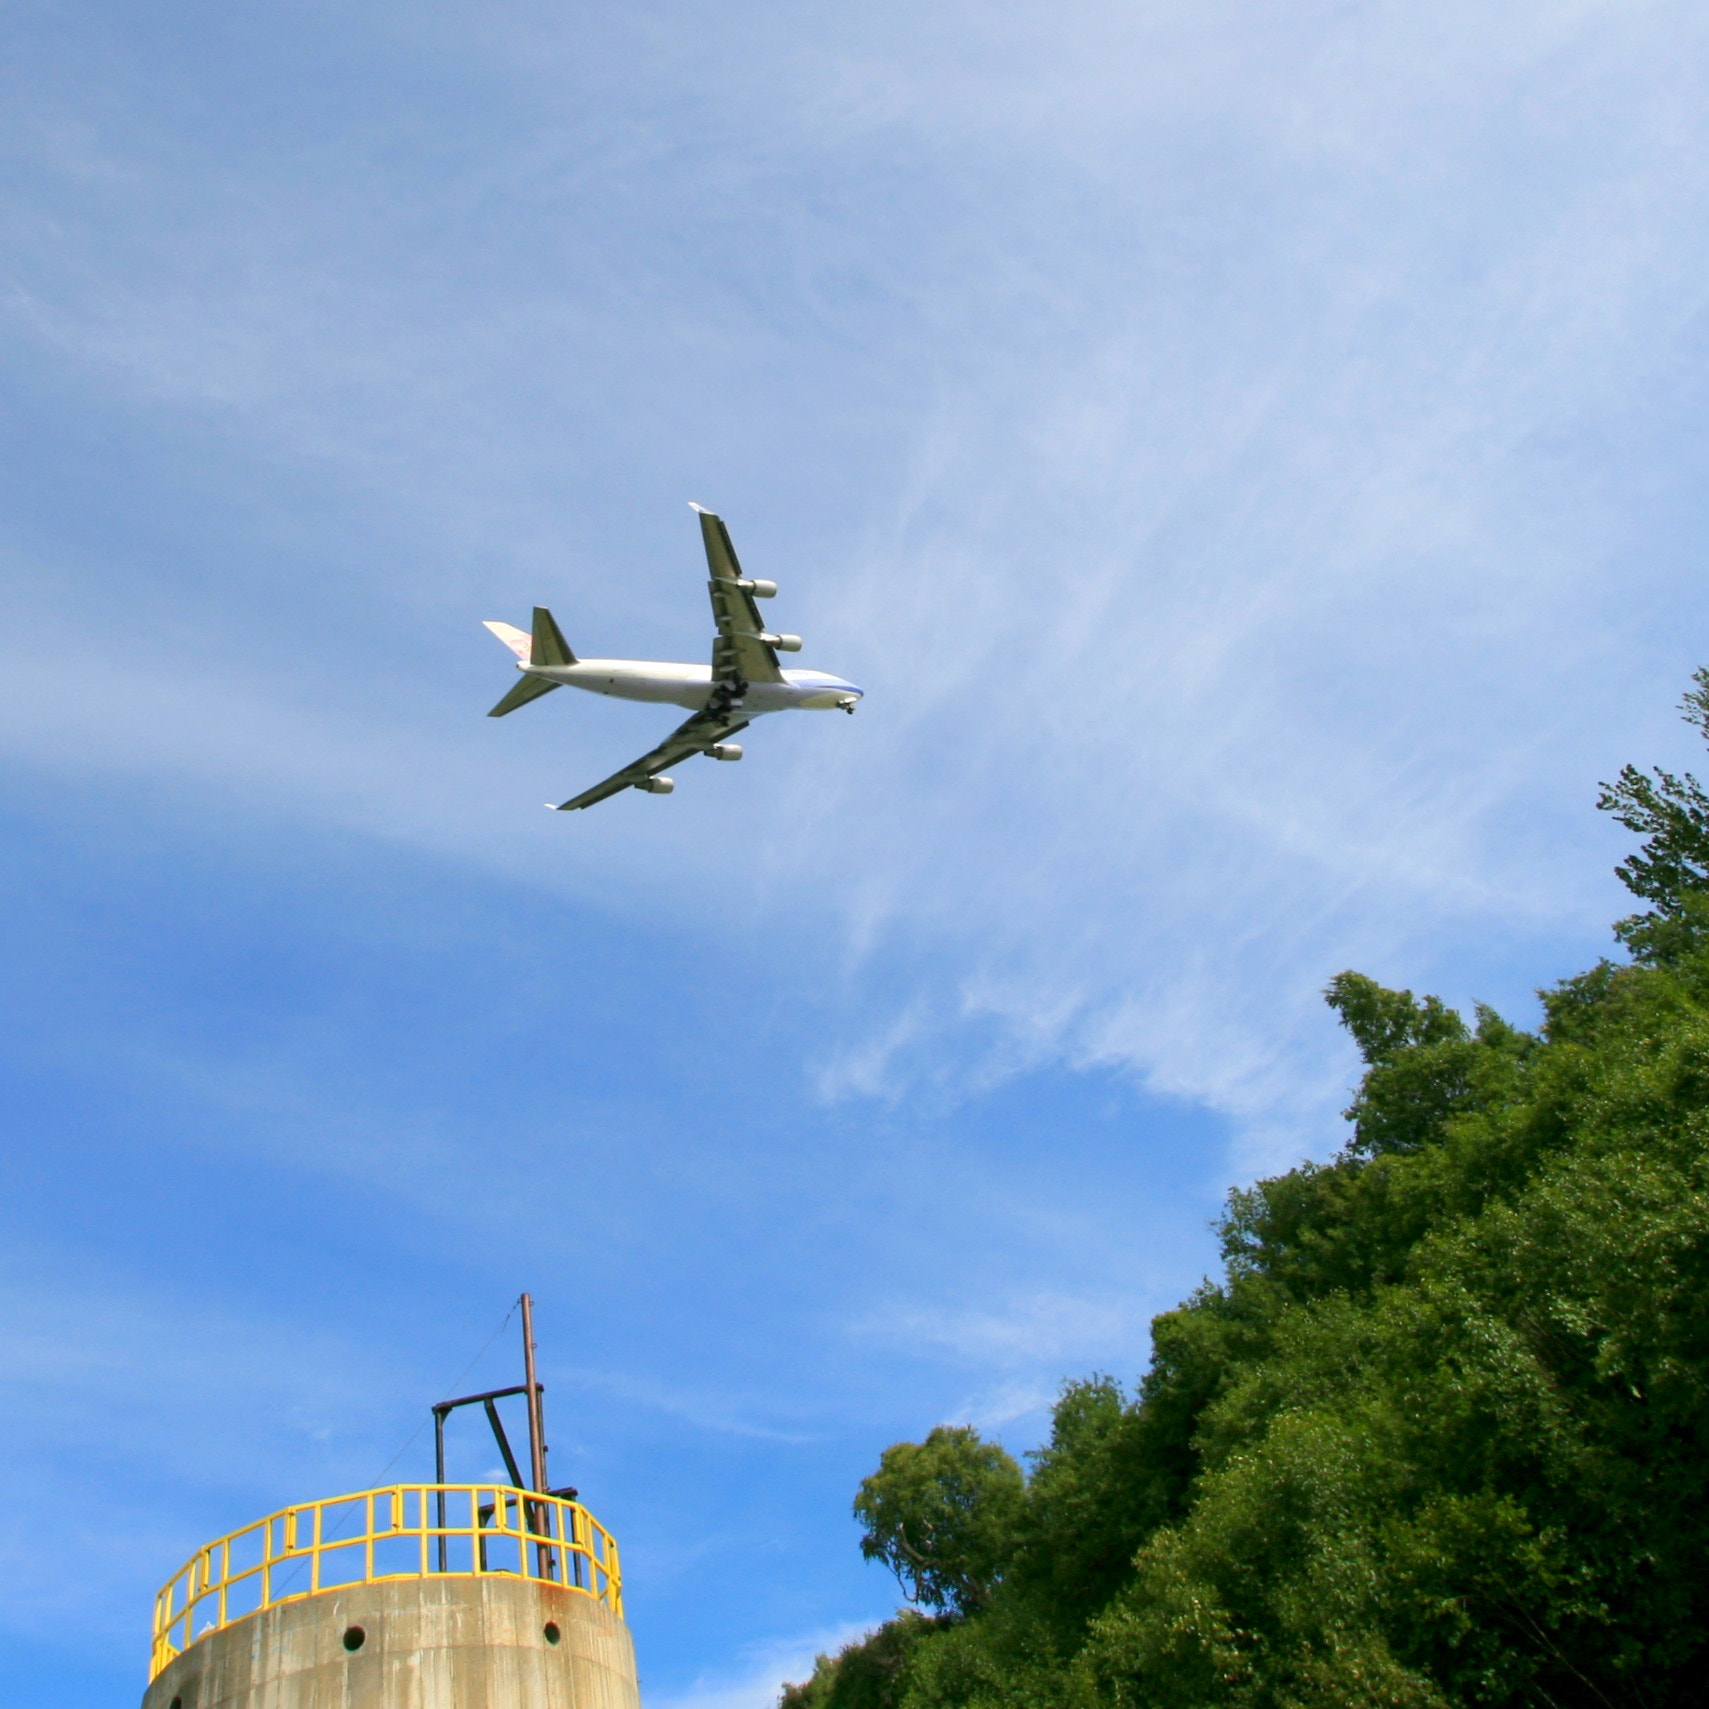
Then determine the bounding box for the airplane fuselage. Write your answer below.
[516,659,863,715]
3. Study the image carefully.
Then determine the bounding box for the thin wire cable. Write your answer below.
[264,1301,522,1599]
[365,1300,519,1489]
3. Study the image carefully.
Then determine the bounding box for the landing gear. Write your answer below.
[709,677,749,718]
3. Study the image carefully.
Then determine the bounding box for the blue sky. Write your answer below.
[5,2,1709,1704]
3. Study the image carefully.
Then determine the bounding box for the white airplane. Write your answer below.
[485,505,863,811]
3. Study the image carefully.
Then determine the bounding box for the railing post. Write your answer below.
[434,1409,449,1572]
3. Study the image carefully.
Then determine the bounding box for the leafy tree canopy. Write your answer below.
[783,673,1709,1709]
[854,1425,1026,1615]
[1598,665,1709,961]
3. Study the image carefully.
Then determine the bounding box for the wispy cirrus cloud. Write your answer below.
[9,2,1696,1172]
[649,1622,878,1709]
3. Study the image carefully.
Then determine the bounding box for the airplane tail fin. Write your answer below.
[482,608,576,717]
[482,609,577,668]
[484,619,532,661]
[531,606,576,667]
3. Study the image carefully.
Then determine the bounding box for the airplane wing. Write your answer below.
[551,705,751,811]
[693,506,787,686]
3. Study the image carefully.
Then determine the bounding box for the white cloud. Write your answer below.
[648,1622,877,1709]
[853,1291,1144,1370]
[2,0,1704,1180]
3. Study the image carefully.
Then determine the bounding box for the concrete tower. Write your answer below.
[141,1298,640,1709]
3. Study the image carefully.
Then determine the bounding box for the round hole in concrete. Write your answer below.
[343,1626,367,1652]
[169,1698,183,1709]
[544,1622,561,1645]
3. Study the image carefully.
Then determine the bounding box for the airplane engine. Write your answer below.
[637,776,675,794]
[734,578,777,598]
[760,633,803,652]
[707,743,743,761]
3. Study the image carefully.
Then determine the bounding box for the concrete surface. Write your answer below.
[140,1575,641,1709]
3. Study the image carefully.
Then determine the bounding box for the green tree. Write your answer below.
[780,1615,946,1709]
[854,1426,1026,1615]
[788,671,1709,1709]
[1598,664,1709,961]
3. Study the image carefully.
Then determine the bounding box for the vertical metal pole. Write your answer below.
[434,1407,448,1573]
[520,1292,553,1577]
[521,1293,549,1492]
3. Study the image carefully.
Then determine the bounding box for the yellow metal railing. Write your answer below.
[150,1484,622,1680]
